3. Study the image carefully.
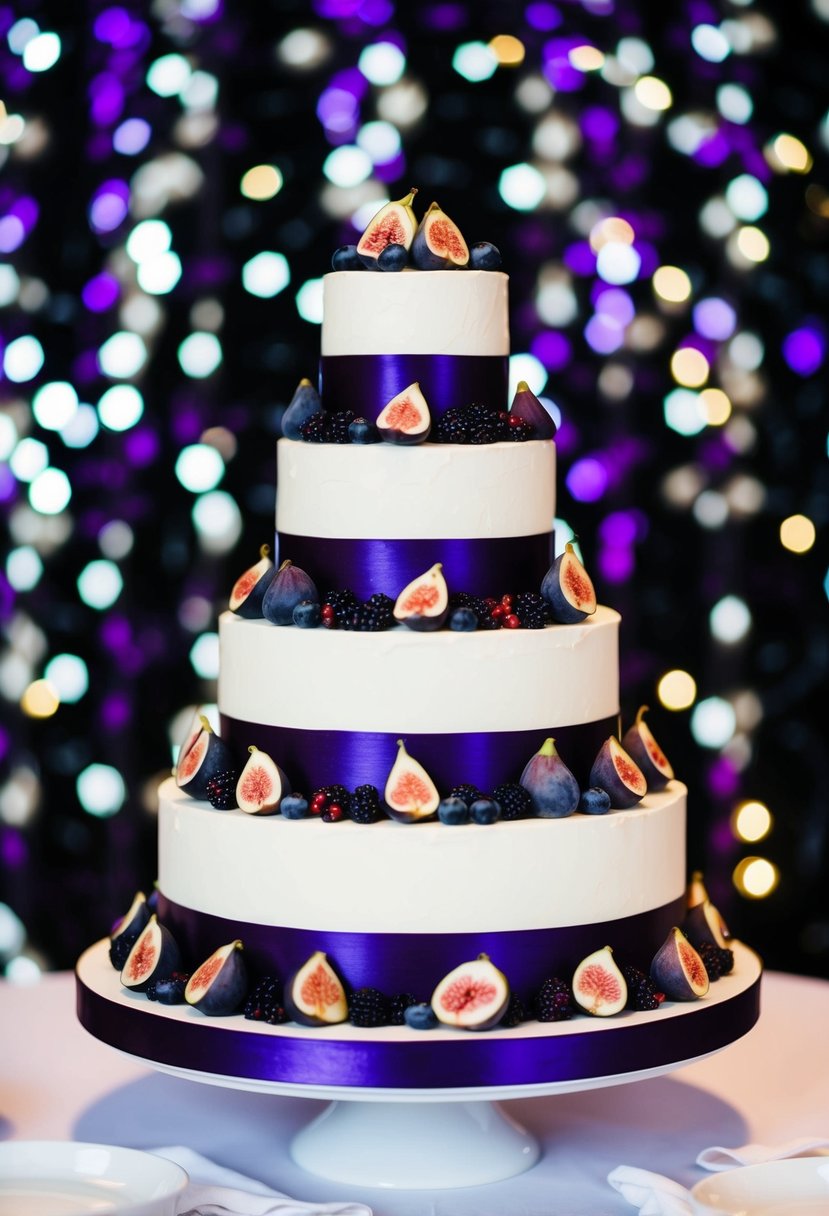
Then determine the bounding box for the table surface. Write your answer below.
[2,967,828,1214]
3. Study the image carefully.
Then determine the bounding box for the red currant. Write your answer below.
[321,604,336,627]
[310,791,327,813]
[323,804,344,822]
[505,613,521,629]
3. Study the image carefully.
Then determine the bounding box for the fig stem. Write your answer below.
[277,559,293,572]
[198,714,214,733]
[259,543,271,559]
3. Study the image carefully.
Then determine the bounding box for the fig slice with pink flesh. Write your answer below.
[541,542,597,624]
[411,201,469,270]
[384,739,440,822]
[175,714,237,802]
[185,939,248,1016]
[431,954,510,1030]
[393,562,448,630]
[356,188,418,269]
[650,927,710,1001]
[376,381,432,444]
[284,951,349,1026]
[120,915,182,993]
[571,946,628,1016]
[229,544,274,618]
[589,736,647,809]
[236,746,290,815]
[682,898,730,949]
[621,705,674,792]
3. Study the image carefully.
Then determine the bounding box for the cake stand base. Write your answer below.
[290,1099,539,1188]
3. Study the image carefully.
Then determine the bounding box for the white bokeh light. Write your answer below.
[191,490,243,554]
[359,41,406,86]
[32,381,78,431]
[508,353,548,397]
[499,163,546,211]
[176,444,225,493]
[178,332,222,378]
[190,632,219,679]
[21,30,61,72]
[146,53,192,97]
[97,384,144,432]
[323,145,372,188]
[3,335,45,383]
[242,251,290,299]
[710,595,752,643]
[296,278,324,324]
[691,696,737,748]
[60,404,99,449]
[76,763,125,817]
[98,331,148,378]
[6,546,43,591]
[77,560,123,610]
[44,653,89,702]
[596,242,641,284]
[29,467,71,515]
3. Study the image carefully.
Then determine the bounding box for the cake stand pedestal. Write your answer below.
[76,940,762,1190]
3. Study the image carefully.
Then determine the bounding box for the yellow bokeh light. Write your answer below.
[569,45,605,72]
[733,856,779,900]
[736,226,770,263]
[770,133,813,174]
[489,34,525,66]
[657,669,697,711]
[652,265,692,303]
[21,678,60,719]
[634,75,672,111]
[240,164,284,201]
[780,513,816,553]
[671,346,710,388]
[589,216,635,253]
[732,800,772,843]
[699,387,732,426]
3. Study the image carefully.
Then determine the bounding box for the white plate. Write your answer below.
[691,1157,829,1215]
[0,1142,188,1216]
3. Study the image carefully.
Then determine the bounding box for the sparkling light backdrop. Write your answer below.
[0,1,827,980]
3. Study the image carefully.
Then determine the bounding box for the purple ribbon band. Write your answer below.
[275,533,554,600]
[319,353,509,421]
[76,955,761,1089]
[219,716,619,794]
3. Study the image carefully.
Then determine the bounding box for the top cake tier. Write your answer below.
[319,270,509,420]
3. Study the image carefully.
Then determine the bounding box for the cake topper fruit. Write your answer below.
[571,946,628,1016]
[111,890,150,945]
[393,562,448,630]
[650,927,710,1001]
[331,244,363,271]
[384,739,440,822]
[284,951,349,1026]
[356,188,418,269]
[519,737,580,818]
[621,706,674,792]
[175,713,237,801]
[377,242,409,272]
[541,542,597,624]
[468,241,502,270]
[236,746,290,815]
[229,544,274,619]
[431,954,510,1029]
[281,378,322,441]
[185,939,248,1016]
[120,915,182,993]
[682,898,731,950]
[509,380,557,440]
[376,381,432,444]
[262,559,319,626]
[411,201,469,270]
[589,736,647,809]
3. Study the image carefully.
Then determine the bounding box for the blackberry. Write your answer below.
[434,408,466,443]
[310,784,352,820]
[449,783,484,808]
[622,965,665,1011]
[500,992,527,1028]
[108,932,138,971]
[433,402,510,445]
[147,971,189,1004]
[298,412,327,442]
[299,410,356,444]
[350,784,384,824]
[244,976,288,1024]
[322,589,360,627]
[507,416,534,442]
[205,769,239,810]
[390,992,418,1025]
[348,593,395,632]
[697,941,734,981]
[534,976,575,1022]
[450,591,501,630]
[513,592,550,630]
[491,782,532,821]
[349,987,391,1027]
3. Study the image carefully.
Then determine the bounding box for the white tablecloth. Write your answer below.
[2,969,827,1214]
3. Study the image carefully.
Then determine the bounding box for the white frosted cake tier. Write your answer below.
[158,778,686,935]
[321,270,509,356]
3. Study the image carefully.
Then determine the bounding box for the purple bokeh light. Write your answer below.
[563,240,597,276]
[598,545,635,584]
[113,117,151,155]
[707,755,741,799]
[594,286,635,327]
[1,829,27,869]
[0,216,25,253]
[584,313,624,354]
[693,297,737,342]
[531,330,572,371]
[88,179,130,234]
[598,509,646,547]
[90,73,125,127]
[525,3,563,32]
[782,327,825,377]
[82,272,120,313]
[543,37,589,92]
[566,455,609,502]
[124,428,160,467]
[93,7,147,48]
[420,3,466,28]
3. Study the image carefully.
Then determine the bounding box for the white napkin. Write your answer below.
[152,1146,373,1216]
[695,1136,829,1170]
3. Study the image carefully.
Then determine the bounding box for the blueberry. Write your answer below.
[292,600,321,628]
[331,244,364,271]
[449,606,478,632]
[438,796,470,825]
[154,975,187,1005]
[281,793,309,819]
[377,242,408,272]
[470,797,500,825]
[348,416,380,444]
[404,1002,438,1030]
[579,787,611,815]
[468,241,502,271]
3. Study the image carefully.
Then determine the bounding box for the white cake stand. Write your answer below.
[76,940,762,1190]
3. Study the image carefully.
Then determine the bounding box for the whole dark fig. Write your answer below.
[262,559,319,626]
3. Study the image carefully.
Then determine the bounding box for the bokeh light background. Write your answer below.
[1,0,827,983]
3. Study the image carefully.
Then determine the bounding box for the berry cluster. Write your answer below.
[309,784,352,822]
[108,932,139,971]
[205,769,239,810]
[244,976,288,1024]
[146,971,190,1004]
[321,590,395,632]
[533,976,576,1022]
[697,941,735,981]
[299,410,356,444]
[433,402,534,444]
[448,591,551,632]
[622,964,665,1012]
[349,987,419,1027]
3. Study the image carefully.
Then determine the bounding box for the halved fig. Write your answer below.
[621,705,674,792]
[229,544,274,618]
[120,916,182,993]
[393,562,448,630]
[687,870,709,909]
[508,380,557,440]
[589,737,647,809]
[541,542,597,624]
[108,890,151,970]
[571,946,628,1016]
[356,188,418,269]
[650,927,709,1001]
[384,739,440,823]
[236,745,290,815]
[175,714,237,801]
[281,378,322,441]
[431,954,510,1030]
[411,201,469,270]
[376,381,432,445]
[185,939,248,1016]
[682,899,729,950]
[284,951,348,1026]
[519,737,580,818]
[262,559,319,626]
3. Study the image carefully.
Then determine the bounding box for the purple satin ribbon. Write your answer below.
[219,717,619,794]
[319,354,508,421]
[156,893,686,1005]
[275,533,553,600]
[75,957,761,1089]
